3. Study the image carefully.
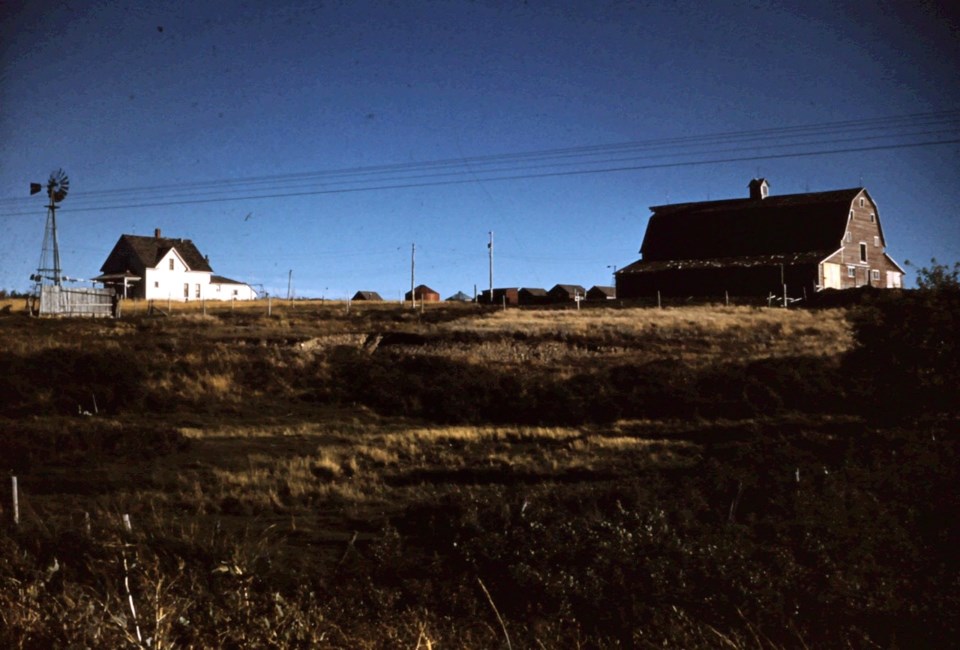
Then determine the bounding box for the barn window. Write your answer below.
[859,243,867,262]
[871,269,880,281]
[874,236,880,247]
[870,213,875,223]
[860,198,864,207]
[847,266,856,278]
[849,210,854,220]
[845,231,852,242]
[169,258,175,270]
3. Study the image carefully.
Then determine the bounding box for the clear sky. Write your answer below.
[2,0,958,298]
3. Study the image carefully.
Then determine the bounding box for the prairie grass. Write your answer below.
[2,299,956,647]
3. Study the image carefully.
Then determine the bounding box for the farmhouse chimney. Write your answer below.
[748,178,769,200]
[154,228,162,238]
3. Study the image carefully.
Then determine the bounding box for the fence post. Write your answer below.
[657,290,662,309]
[268,296,272,317]
[11,476,19,526]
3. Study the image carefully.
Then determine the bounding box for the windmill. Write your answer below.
[30,168,70,290]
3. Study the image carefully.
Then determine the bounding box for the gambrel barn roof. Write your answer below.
[638,187,871,262]
[100,232,213,274]
[617,179,905,298]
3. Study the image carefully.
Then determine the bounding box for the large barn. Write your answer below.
[616,179,904,300]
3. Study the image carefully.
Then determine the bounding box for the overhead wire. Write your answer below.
[2,111,956,207]
[0,110,957,217]
[10,110,957,203]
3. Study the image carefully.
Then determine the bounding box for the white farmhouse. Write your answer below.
[95,229,256,301]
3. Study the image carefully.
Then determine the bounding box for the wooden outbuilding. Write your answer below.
[548,284,587,303]
[405,284,440,303]
[518,287,548,305]
[479,287,519,305]
[587,285,616,300]
[352,291,384,301]
[617,179,905,300]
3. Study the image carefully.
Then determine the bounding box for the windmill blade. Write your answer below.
[30,182,42,195]
[47,168,69,202]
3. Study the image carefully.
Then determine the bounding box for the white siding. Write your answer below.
[207,282,257,301]
[143,250,213,301]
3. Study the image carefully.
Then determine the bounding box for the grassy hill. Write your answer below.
[1,299,956,648]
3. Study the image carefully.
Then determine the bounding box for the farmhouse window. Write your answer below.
[233,289,239,297]
[154,281,159,288]
[169,258,175,270]
[859,243,867,263]
[195,284,201,298]
[183,283,189,298]
[847,266,856,278]
[871,269,880,281]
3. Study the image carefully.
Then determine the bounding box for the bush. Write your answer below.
[847,283,960,420]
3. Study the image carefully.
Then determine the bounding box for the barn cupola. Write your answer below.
[748,178,769,200]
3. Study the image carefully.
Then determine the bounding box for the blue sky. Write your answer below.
[2,0,958,298]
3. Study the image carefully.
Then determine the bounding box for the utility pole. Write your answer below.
[410,242,416,308]
[488,231,493,303]
[286,269,293,301]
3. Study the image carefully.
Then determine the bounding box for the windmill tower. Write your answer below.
[30,168,70,291]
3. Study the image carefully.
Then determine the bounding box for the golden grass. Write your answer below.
[451,305,848,338]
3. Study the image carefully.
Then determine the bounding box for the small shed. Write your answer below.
[518,287,548,305]
[587,285,616,300]
[479,287,519,305]
[352,291,384,301]
[405,284,440,303]
[548,284,587,303]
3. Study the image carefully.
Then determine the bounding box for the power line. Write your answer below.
[3,110,957,208]
[0,110,957,217]
[0,136,956,218]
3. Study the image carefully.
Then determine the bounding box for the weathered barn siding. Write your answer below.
[821,191,903,289]
[38,286,115,317]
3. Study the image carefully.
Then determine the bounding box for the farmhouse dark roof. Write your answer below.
[210,275,245,285]
[100,234,214,274]
[640,188,863,261]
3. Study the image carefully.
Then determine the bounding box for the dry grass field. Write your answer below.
[1,297,957,648]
